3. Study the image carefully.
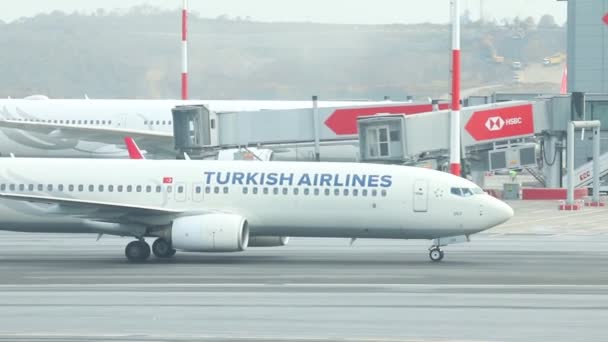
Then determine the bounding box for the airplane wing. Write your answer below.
[0,120,174,156]
[0,193,206,226]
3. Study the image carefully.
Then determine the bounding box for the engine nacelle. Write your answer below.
[248,236,290,247]
[171,214,249,252]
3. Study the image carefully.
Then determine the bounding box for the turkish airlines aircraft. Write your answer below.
[0,158,513,262]
[0,99,395,158]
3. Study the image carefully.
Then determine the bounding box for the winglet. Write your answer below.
[124,137,145,160]
[560,66,568,95]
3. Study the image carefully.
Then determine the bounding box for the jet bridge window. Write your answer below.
[9,184,15,191]
[28,184,34,191]
[19,184,25,191]
[37,184,43,191]
[367,126,391,158]
[0,184,5,191]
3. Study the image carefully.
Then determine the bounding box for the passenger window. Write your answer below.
[214,186,220,194]
[362,189,368,197]
[381,189,387,197]
[282,188,288,195]
[147,185,152,193]
[313,188,319,196]
[223,187,228,194]
[98,185,104,192]
[253,187,259,195]
[243,187,248,194]
[372,189,378,197]
[263,188,269,195]
[127,185,132,192]
[195,186,202,194]
[177,186,183,193]
[343,189,349,196]
[205,186,211,194]
[136,185,142,193]
[273,188,279,195]
[293,188,299,195]
[304,188,310,196]
[334,189,340,196]
[47,184,53,191]
[353,189,359,196]
[324,189,330,196]
[78,185,84,192]
[89,185,94,192]
[109,185,114,192]
[58,184,64,191]
[167,186,173,193]
[118,185,124,192]
[68,185,74,192]
[156,186,162,193]
[451,188,462,196]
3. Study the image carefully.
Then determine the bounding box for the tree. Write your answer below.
[538,14,558,28]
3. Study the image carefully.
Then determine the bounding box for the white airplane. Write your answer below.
[0,98,396,159]
[0,158,513,262]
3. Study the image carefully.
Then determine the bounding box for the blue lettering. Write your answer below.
[312,173,319,186]
[380,175,392,187]
[333,174,344,187]
[368,175,379,187]
[297,173,312,186]
[280,173,294,186]
[203,171,215,184]
[353,174,366,187]
[246,172,259,185]
[259,173,266,185]
[319,173,332,187]
[233,172,245,185]
[217,172,230,185]
[266,173,278,186]
[344,174,351,187]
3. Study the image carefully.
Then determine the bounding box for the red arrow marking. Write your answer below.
[603,13,608,26]
[325,104,449,135]
[465,104,534,141]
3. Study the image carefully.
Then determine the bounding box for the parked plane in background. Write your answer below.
[0,98,397,159]
[0,158,513,262]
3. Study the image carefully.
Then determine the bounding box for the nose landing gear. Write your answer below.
[429,247,444,262]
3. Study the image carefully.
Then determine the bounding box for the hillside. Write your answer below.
[0,7,566,100]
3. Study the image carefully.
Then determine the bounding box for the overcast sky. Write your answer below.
[0,0,567,25]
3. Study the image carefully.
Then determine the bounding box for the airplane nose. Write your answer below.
[491,197,514,226]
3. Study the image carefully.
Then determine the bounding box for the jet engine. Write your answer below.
[171,214,249,252]
[248,236,290,247]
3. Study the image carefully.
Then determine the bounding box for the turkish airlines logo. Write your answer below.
[485,116,523,131]
[485,117,505,131]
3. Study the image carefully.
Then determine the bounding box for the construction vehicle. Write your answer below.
[543,53,566,66]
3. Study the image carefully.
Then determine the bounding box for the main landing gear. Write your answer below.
[125,240,151,262]
[152,238,176,258]
[125,238,176,262]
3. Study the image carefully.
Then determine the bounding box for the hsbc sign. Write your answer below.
[465,104,534,141]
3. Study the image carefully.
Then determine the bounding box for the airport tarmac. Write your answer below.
[0,200,607,342]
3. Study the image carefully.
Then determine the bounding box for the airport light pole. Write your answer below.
[181,0,189,100]
[450,0,462,176]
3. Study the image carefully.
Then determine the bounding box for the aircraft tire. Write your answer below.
[429,248,444,262]
[152,238,175,258]
[125,240,151,262]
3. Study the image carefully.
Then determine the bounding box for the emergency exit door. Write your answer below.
[413,180,428,212]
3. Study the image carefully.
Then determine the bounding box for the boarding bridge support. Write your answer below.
[565,121,602,210]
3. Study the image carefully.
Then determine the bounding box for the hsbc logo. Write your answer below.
[484,116,523,131]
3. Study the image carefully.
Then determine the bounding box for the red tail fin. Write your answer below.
[124,137,145,160]
[560,66,568,95]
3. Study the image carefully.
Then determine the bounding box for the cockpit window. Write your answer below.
[451,187,482,197]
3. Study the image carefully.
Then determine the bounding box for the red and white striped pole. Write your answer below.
[181,0,189,100]
[450,0,461,176]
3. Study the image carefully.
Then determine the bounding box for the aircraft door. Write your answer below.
[413,180,428,212]
[175,182,187,202]
[192,182,203,202]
